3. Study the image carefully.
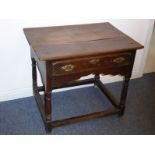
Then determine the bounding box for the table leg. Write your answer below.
[44,90,52,132]
[95,74,100,80]
[32,58,52,133]
[31,58,37,92]
[119,75,131,116]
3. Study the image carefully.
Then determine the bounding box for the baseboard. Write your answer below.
[0,71,142,102]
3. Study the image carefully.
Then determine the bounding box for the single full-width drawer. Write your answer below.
[52,53,132,76]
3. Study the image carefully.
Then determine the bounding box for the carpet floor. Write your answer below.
[0,73,155,135]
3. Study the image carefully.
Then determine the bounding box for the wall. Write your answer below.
[144,24,155,73]
[0,19,153,101]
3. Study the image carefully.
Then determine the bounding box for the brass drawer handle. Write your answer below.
[61,64,75,72]
[89,59,100,65]
[113,57,125,64]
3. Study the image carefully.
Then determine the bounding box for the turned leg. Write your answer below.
[44,62,53,133]
[32,58,52,133]
[119,75,131,116]
[44,90,52,133]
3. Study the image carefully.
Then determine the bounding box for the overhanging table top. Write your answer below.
[24,22,143,61]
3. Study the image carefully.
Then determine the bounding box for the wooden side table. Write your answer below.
[24,22,143,133]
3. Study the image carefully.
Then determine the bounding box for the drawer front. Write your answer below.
[52,53,132,76]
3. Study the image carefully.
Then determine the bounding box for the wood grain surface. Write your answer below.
[24,22,143,61]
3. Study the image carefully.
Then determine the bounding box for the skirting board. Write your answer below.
[0,70,141,102]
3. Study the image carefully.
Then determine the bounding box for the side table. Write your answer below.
[24,22,143,133]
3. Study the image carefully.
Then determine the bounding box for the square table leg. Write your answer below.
[119,75,131,116]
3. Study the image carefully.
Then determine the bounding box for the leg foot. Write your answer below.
[44,91,52,133]
[45,122,52,134]
[118,106,125,116]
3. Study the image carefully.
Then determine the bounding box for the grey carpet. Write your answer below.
[0,73,155,135]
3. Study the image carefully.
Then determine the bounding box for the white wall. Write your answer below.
[0,19,153,101]
[144,24,155,73]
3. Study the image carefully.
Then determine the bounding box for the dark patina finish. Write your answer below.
[24,22,143,133]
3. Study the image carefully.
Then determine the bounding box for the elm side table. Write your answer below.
[24,22,143,133]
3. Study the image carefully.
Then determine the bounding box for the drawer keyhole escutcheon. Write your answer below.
[61,64,75,72]
[113,57,125,64]
[89,59,100,65]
